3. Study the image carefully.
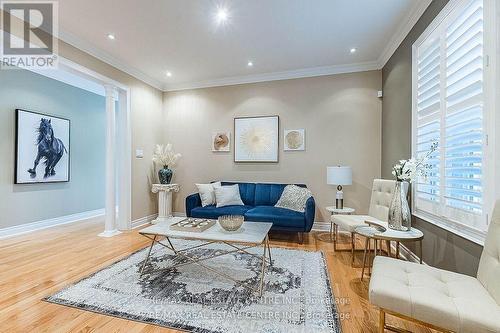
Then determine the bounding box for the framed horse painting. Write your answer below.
[15,109,70,184]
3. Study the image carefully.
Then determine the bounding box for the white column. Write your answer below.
[151,184,180,224]
[99,85,121,237]
[116,88,131,230]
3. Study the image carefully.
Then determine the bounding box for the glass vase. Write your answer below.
[388,181,411,231]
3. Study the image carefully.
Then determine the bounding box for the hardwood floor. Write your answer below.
[0,220,435,333]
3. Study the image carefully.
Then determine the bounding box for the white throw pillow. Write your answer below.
[215,184,244,208]
[275,185,312,212]
[196,181,221,207]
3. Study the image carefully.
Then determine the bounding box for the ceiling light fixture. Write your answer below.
[166,71,172,77]
[247,61,253,67]
[216,8,229,24]
[107,33,115,40]
[350,48,357,54]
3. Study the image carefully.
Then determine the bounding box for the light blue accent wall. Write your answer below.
[0,68,106,228]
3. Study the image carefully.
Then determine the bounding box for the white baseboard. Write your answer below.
[131,212,186,229]
[0,210,195,239]
[312,221,329,231]
[131,214,158,229]
[173,212,187,217]
[0,208,105,239]
[395,243,424,264]
[98,229,122,237]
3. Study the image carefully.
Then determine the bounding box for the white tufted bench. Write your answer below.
[331,179,395,265]
[369,201,500,333]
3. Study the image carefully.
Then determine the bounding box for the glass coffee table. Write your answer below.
[355,223,424,280]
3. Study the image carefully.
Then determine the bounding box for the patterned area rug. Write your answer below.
[45,239,342,333]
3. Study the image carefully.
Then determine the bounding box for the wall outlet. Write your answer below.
[135,149,144,158]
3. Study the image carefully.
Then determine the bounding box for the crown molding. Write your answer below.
[377,0,433,69]
[163,61,380,92]
[58,31,164,91]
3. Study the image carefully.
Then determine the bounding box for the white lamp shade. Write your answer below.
[327,166,352,185]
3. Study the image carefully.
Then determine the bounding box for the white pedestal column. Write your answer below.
[151,184,180,224]
[99,85,121,238]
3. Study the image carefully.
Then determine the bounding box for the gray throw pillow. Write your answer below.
[275,185,312,213]
[214,184,244,208]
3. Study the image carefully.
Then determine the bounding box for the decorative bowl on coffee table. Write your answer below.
[218,215,244,231]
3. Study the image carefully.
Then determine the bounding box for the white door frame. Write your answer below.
[1,25,133,234]
[56,57,132,233]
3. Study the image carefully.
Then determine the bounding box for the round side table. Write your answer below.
[325,206,355,245]
[355,225,424,280]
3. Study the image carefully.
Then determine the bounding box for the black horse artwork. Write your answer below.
[28,118,68,179]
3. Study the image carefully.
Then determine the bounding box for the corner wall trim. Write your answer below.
[377,0,433,68]
[0,209,105,239]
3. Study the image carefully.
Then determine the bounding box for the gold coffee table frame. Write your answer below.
[139,222,272,296]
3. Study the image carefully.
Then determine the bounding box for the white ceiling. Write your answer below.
[57,0,431,91]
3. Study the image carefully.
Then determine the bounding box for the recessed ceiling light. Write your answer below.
[247,61,253,67]
[107,34,115,40]
[216,8,229,23]
[350,48,357,54]
[166,71,172,77]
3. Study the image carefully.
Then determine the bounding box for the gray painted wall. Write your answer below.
[0,69,105,229]
[381,0,483,276]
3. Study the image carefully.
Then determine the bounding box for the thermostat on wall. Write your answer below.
[135,149,144,158]
[377,90,383,98]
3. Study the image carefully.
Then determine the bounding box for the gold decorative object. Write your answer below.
[284,129,305,151]
[218,215,244,231]
[170,218,215,232]
[212,132,230,152]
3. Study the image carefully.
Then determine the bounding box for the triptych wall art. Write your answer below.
[15,109,70,184]
[211,115,305,162]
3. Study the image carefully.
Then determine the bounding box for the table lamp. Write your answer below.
[327,166,352,209]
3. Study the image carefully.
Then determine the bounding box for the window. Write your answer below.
[412,0,496,244]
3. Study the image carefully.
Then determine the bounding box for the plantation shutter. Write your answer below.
[414,0,486,231]
[444,0,484,219]
[415,36,441,211]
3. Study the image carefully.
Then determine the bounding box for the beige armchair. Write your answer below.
[331,179,396,265]
[369,201,500,333]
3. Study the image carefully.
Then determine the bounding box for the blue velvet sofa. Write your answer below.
[185,182,315,238]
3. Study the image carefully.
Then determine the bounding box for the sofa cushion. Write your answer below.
[254,183,307,206]
[214,184,244,207]
[190,205,253,220]
[275,185,312,212]
[196,182,221,207]
[369,256,500,333]
[245,206,305,229]
[221,182,256,206]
